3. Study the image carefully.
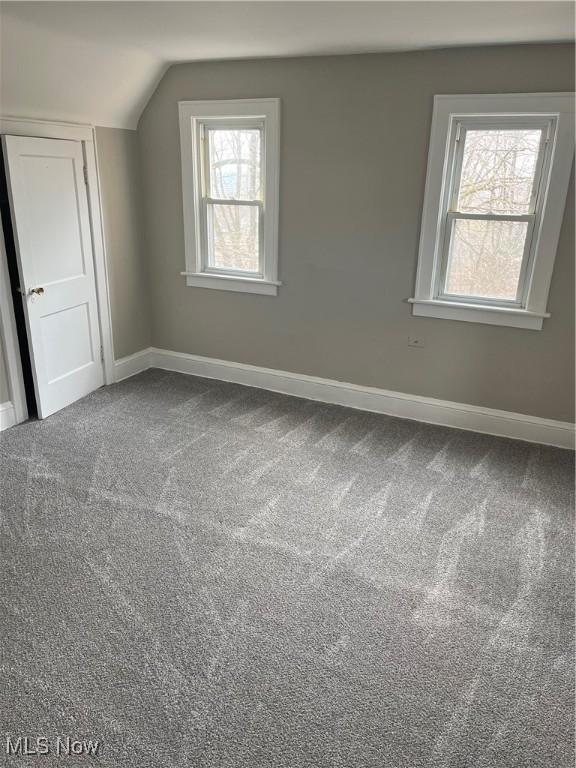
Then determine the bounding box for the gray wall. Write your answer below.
[138,44,575,422]
[96,127,151,359]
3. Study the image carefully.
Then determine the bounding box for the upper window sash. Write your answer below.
[199,118,265,203]
[447,118,551,217]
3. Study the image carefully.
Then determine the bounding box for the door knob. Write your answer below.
[29,287,44,296]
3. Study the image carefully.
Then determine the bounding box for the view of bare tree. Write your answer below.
[446,128,542,299]
[206,128,261,272]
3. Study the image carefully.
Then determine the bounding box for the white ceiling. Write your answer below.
[1,1,573,129]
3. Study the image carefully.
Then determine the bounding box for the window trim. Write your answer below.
[410,93,574,330]
[178,98,281,296]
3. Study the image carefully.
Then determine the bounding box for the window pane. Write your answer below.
[208,203,260,273]
[445,218,528,300]
[456,129,542,214]
[208,129,261,200]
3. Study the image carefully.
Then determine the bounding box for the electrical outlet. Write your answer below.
[408,336,425,349]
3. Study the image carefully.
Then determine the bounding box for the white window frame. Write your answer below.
[410,93,574,330]
[179,98,281,296]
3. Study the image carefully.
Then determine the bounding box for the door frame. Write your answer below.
[0,116,115,426]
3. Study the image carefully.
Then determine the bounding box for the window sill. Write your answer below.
[408,298,549,330]
[181,272,281,296]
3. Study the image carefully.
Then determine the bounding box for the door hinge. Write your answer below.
[83,165,89,185]
[100,346,104,362]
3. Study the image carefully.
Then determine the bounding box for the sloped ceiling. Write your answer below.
[1,1,573,129]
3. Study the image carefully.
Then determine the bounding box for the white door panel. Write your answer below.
[3,135,103,418]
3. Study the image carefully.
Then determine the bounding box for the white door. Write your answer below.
[2,135,104,418]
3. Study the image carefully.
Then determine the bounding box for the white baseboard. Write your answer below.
[0,401,17,432]
[113,347,575,450]
[114,348,153,382]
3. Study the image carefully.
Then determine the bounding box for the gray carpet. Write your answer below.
[0,369,574,767]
